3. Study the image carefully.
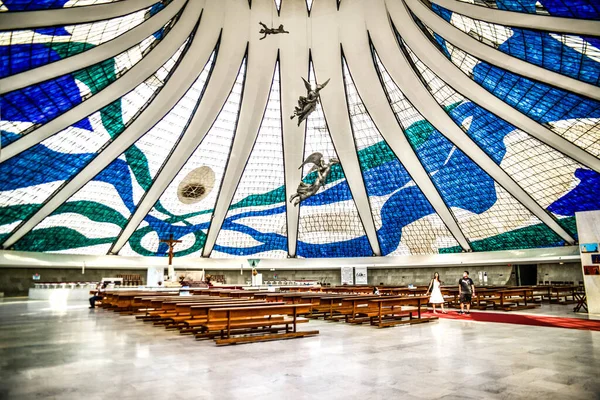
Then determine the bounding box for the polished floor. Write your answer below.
[0,299,598,400]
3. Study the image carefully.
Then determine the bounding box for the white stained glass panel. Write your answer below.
[213,63,287,258]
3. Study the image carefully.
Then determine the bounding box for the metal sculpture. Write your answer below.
[290,78,330,126]
[289,152,339,206]
[259,22,289,40]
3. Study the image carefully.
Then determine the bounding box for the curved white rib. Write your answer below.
[311,0,381,256]
[386,0,600,174]
[341,0,470,251]
[0,0,187,95]
[110,4,243,255]
[202,0,278,257]
[433,0,600,37]
[0,0,158,31]
[1,1,207,250]
[279,0,311,257]
[405,0,600,102]
[0,1,198,164]
[374,0,575,244]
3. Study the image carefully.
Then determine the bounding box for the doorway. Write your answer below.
[515,264,537,286]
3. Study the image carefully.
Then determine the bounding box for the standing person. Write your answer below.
[458,271,475,315]
[89,282,107,309]
[372,286,380,296]
[426,272,447,314]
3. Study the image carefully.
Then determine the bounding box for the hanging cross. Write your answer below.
[159,234,182,266]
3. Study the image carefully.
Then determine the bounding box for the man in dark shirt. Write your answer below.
[458,271,475,315]
[89,282,107,309]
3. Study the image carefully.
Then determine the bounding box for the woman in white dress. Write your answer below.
[426,272,447,314]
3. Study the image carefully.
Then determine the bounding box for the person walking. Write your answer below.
[458,271,475,315]
[426,272,446,314]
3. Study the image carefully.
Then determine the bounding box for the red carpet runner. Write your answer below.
[424,311,600,331]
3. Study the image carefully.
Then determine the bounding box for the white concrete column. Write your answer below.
[576,211,600,315]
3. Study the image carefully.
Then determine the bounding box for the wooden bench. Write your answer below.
[328,295,389,322]
[362,296,437,328]
[196,304,318,345]
[102,291,179,312]
[137,296,230,322]
[493,289,537,311]
[161,300,271,330]
[150,297,237,325]
[177,301,284,334]
[549,285,579,304]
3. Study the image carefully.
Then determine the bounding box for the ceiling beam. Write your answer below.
[279,0,311,257]
[311,0,381,256]
[202,0,279,257]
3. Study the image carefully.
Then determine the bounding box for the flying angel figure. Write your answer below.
[259,22,289,40]
[290,78,330,126]
[289,152,339,206]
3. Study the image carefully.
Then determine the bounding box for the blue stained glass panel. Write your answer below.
[417,24,600,159]
[2,0,117,11]
[343,58,460,255]
[432,3,600,85]
[453,0,600,19]
[376,47,566,250]
[1,73,94,135]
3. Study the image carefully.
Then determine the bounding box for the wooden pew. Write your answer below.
[323,286,373,295]
[549,285,579,304]
[364,296,437,327]
[138,296,229,322]
[196,304,318,345]
[102,291,179,312]
[150,297,237,325]
[178,301,284,334]
[329,295,389,322]
[307,295,347,319]
[162,300,272,329]
[493,289,537,311]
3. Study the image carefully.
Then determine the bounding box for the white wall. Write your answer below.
[0,246,580,271]
[576,211,600,314]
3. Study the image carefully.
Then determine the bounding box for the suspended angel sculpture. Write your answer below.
[289,152,339,206]
[290,78,330,126]
[259,22,289,40]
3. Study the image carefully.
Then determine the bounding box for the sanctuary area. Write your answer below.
[0,0,599,399]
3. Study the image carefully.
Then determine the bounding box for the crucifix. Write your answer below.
[159,234,182,282]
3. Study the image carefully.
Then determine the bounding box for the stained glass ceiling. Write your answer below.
[0,0,599,260]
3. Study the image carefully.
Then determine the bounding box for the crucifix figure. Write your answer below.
[160,234,182,283]
[160,234,182,266]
